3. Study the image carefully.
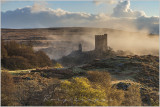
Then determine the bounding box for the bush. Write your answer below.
[122,84,142,106]
[22,53,39,67]
[53,63,63,68]
[87,71,111,87]
[14,73,60,106]
[4,41,20,57]
[1,72,17,106]
[36,51,53,67]
[107,88,125,106]
[1,45,8,58]
[2,56,32,70]
[45,71,126,106]
[46,77,108,106]
[87,71,125,106]
[1,41,53,70]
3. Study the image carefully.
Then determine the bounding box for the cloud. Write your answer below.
[31,1,48,13]
[1,3,92,28]
[1,0,7,3]
[1,0,159,34]
[112,0,146,17]
[110,0,159,34]
[93,0,118,5]
[135,16,159,34]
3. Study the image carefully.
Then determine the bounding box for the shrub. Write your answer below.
[45,71,125,106]
[87,71,125,106]
[53,63,63,68]
[36,51,53,67]
[15,73,60,106]
[1,45,8,58]
[4,41,20,57]
[46,77,108,106]
[87,71,111,87]
[1,41,53,70]
[1,72,17,106]
[2,56,32,70]
[122,84,142,106]
[22,53,39,67]
[107,88,125,106]
[150,98,159,106]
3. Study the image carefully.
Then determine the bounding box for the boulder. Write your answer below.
[116,82,131,91]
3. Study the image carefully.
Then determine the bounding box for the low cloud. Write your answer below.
[135,16,159,34]
[1,0,159,34]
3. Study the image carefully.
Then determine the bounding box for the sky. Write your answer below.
[1,0,159,34]
[1,0,159,16]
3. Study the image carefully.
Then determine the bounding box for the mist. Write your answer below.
[34,28,158,60]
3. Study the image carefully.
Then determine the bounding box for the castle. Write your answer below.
[61,34,109,66]
[77,34,108,53]
[95,34,108,52]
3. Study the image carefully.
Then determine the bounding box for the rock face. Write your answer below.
[116,82,131,91]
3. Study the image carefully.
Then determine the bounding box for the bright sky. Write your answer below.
[1,0,159,16]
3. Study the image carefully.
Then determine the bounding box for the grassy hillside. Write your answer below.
[2,54,158,106]
[1,27,159,106]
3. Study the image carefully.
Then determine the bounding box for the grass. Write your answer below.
[111,79,141,86]
[2,69,36,75]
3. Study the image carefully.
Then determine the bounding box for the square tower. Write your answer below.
[95,34,108,52]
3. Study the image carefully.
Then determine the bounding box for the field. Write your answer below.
[1,27,159,106]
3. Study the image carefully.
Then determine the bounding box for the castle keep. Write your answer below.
[95,34,108,52]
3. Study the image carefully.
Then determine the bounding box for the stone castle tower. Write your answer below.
[95,34,108,52]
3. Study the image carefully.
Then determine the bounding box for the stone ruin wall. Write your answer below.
[95,34,108,52]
